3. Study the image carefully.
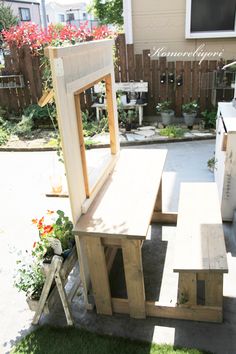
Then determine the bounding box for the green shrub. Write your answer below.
[201,109,217,129]
[156,100,173,113]
[159,125,185,138]
[0,127,9,145]
[23,103,55,120]
[12,114,34,136]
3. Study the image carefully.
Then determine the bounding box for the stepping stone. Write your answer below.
[137,126,156,131]
[135,130,156,138]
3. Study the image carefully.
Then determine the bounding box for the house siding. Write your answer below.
[6,1,41,26]
[131,0,236,60]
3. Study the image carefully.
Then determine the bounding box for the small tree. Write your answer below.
[88,0,123,27]
[0,1,18,32]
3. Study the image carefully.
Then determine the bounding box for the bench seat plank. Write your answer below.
[74,149,167,239]
[174,183,228,273]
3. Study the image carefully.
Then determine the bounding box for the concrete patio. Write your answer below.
[1,140,236,354]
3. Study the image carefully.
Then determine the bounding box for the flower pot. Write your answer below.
[160,110,174,126]
[27,296,39,311]
[183,112,197,128]
[125,122,132,131]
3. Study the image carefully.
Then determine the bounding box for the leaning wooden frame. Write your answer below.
[45,39,120,308]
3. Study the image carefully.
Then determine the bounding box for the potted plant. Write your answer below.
[14,210,75,310]
[125,109,136,131]
[156,100,174,126]
[182,100,199,128]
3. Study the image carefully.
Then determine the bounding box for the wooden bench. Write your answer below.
[92,81,148,126]
[173,183,228,321]
[74,149,167,319]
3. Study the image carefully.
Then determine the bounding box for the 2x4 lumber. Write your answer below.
[105,74,118,155]
[105,247,118,273]
[178,272,196,306]
[121,239,146,319]
[55,267,74,326]
[85,237,112,315]
[154,179,162,212]
[74,95,90,198]
[111,298,222,323]
[205,273,223,307]
[151,211,178,224]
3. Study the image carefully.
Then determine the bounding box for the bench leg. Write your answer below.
[178,272,197,306]
[138,106,143,126]
[155,178,162,212]
[122,239,146,319]
[85,237,112,315]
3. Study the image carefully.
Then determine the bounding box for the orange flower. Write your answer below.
[47,210,54,215]
[32,218,38,224]
[43,225,53,234]
[38,217,44,228]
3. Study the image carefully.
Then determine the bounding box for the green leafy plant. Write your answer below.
[88,0,123,26]
[156,100,173,113]
[207,157,217,172]
[182,100,199,114]
[14,254,45,300]
[201,109,217,129]
[12,113,34,137]
[159,125,185,138]
[0,126,9,145]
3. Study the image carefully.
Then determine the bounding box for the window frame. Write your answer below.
[19,7,31,22]
[185,0,236,39]
[58,13,65,22]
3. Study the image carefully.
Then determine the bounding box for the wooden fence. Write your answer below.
[114,34,234,116]
[1,34,234,116]
[1,44,42,113]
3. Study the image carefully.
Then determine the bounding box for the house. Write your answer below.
[46,1,99,29]
[5,0,41,26]
[123,0,236,60]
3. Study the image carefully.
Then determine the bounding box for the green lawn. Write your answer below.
[11,326,211,354]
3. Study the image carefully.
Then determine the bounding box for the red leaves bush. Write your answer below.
[2,21,115,53]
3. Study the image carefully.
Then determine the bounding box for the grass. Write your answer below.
[159,126,186,138]
[11,326,211,354]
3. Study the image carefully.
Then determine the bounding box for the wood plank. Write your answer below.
[183,61,192,103]
[151,211,178,224]
[178,272,196,306]
[85,237,112,315]
[74,149,167,239]
[205,273,223,307]
[192,61,200,101]
[122,239,146,318]
[167,61,175,103]
[105,247,118,273]
[111,298,222,323]
[152,60,159,106]
[159,57,167,101]
[105,73,118,154]
[74,94,90,197]
[174,183,228,272]
[199,60,209,112]
[154,178,162,212]
[127,44,135,81]
[175,61,184,116]
[135,54,143,81]
[114,36,120,82]
[118,34,127,82]
[102,238,122,247]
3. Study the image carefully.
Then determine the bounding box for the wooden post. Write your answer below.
[105,74,118,155]
[85,237,112,315]
[121,239,146,319]
[74,94,90,197]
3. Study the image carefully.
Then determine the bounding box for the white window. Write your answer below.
[58,14,65,22]
[185,0,236,38]
[19,8,31,21]
[67,13,75,21]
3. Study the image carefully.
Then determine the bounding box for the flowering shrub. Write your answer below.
[32,210,74,260]
[14,210,74,300]
[2,22,114,53]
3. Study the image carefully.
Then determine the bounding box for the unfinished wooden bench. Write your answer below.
[74,148,167,319]
[173,182,228,322]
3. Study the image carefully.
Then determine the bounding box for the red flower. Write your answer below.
[33,241,37,248]
[47,210,54,215]
[42,225,53,235]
